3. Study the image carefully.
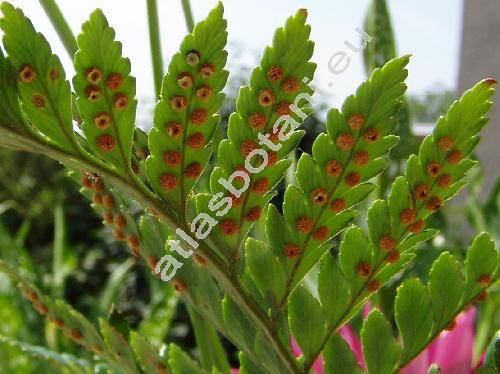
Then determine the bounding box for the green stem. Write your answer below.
[146,0,164,98]
[180,0,195,32]
[39,0,77,57]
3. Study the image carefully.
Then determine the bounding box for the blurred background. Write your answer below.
[0,0,498,372]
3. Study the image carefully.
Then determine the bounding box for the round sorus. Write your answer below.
[296,216,314,233]
[102,194,114,209]
[276,101,292,116]
[53,318,65,329]
[230,193,244,207]
[478,274,491,288]
[426,162,442,177]
[85,67,102,84]
[70,329,83,341]
[106,73,123,90]
[438,174,452,188]
[32,94,46,107]
[148,256,159,270]
[267,65,283,82]
[267,151,278,166]
[93,193,102,205]
[252,178,269,195]
[113,229,126,241]
[220,219,238,236]
[113,93,129,110]
[444,319,457,331]
[25,289,38,302]
[186,50,200,66]
[177,72,194,89]
[379,235,396,251]
[49,68,59,81]
[159,173,178,190]
[284,244,300,259]
[156,362,168,374]
[233,165,247,182]
[33,301,48,315]
[163,150,182,167]
[82,175,93,188]
[426,196,441,211]
[268,130,280,144]
[387,250,400,264]
[166,122,183,139]
[193,254,207,265]
[400,208,415,225]
[184,162,202,179]
[282,77,300,93]
[446,150,462,165]
[196,85,213,101]
[200,63,215,79]
[410,219,425,234]
[356,262,372,277]
[368,280,380,293]
[476,290,488,302]
[19,64,36,83]
[171,96,187,111]
[348,114,365,130]
[363,127,379,143]
[313,226,329,241]
[102,211,114,225]
[114,214,127,229]
[187,132,205,149]
[191,108,209,125]
[93,112,112,129]
[96,134,115,152]
[91,345,104,355]
[336,133,354,151]
[414,183,430,201]
[326,159,343,177]
[438,136,454,150]
[311,188,328,205]
[91,178,104,192]
[172,278,187,292]
[258,89,275,107]
[240,139,258,157]
[331,198,346,213]
[245,206,262,222]
[249,111,266,129]
[85,85,101,101]
[345,172,361,187]
[354,151,370,166]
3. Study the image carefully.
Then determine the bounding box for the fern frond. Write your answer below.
[369,233,498,371]
[196,9,316,264]
[258,55,410,315]
[74,9,137,173]
[0,3,80,153]
[146,2,228,212]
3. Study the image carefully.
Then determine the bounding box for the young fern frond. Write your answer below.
[247,55,409,321]
[195,9,315,265]
[146,3,229,213]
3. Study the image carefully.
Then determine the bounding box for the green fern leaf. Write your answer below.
[74,9,137,172]
[197,9,315,262]
[146,2,228,210]
[99,319,140,373]
[0,2,79,153]
[168,343,206,374]
[130,331,167,374]
[361,309,401,374]
[323,334,363,374]
[394,278,434,361]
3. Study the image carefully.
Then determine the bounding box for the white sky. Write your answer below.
[3,0,463,113]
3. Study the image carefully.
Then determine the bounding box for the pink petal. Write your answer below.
[339,325,366,370]
[401,350,430,374]
[290,337,323,374]
[428,308,476,373]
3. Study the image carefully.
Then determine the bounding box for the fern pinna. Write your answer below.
[0,1,498,374]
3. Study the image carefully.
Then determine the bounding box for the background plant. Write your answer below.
[0,0,498,373]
